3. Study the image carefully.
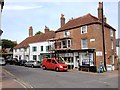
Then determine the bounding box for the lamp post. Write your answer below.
[101,2,107,71]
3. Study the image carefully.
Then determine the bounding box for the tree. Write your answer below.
[35,31,43,35]
[2,39,17,49]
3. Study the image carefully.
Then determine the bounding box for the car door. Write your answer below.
[46,59,51,69]
[51,60,57,70]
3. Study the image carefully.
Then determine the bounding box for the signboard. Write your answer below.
[96,51,102,56]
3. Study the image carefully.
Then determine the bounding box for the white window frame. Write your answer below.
[81,39,88,49]
[81,26,87,34]
[64,31,70,37]
[112,55,114,64]
[67,39,71,48]
[111,40,114,49]
[110,29,113,37]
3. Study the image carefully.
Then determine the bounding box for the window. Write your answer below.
[110,29,113,37]
[81,39,88,49]
[111,40,114,49]
[46,46,49,52]
[52,60,57,64]
[112,55,114,64]
[62,40,67,48]
[81,26,87,34]
[68,40,71,47]
[32,46,37,52]
[33,55,37,60]
[41,46,43,51]
[46,59,51,63]
[64,31,70,37]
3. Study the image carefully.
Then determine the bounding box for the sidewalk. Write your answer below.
[0,68,26,89]
[68,69,118,76]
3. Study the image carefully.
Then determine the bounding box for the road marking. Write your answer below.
[3,69,34,88]
[13,79,26,88]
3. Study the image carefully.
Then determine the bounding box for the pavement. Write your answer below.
[0,67,118,89]
[0,68,27,89]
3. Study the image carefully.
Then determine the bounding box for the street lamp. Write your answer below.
[0,29,3,36]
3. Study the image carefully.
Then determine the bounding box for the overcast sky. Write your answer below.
[1,0,119,43]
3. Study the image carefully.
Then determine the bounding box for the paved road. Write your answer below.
[2,65,118,88]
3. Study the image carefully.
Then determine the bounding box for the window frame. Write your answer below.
[81,26,87,34]
[41,46,43,51]
[32,46,37,52]
[110,29,113,37]
[81,38,88,49]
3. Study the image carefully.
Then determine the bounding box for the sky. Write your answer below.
[1,0,119,43]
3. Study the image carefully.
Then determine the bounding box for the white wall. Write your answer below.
[29,41,53,61]
[13,47,30,61]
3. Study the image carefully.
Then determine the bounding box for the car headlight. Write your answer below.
[60,65,63,68]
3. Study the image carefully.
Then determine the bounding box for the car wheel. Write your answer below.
[55,67,59,72]
[24,64,27,67]
[31,65,34,68]
[42,66,46,70]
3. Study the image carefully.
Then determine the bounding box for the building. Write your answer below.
[50,2,117,71]
[13,26,55,61]
[0,0,4,59]
[116,38,120,60]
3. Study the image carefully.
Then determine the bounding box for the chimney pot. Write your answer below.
[60,14,65,27]
[44,26,49,33]
[98,2,103,20]
[29,26,33,37]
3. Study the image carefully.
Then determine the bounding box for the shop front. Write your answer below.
[54,49,96,72]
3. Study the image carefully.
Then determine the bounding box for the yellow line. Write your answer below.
[3,69,33,88]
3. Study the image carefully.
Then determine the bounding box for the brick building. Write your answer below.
[49,2,117,71]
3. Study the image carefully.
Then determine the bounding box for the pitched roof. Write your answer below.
[56,13,115,32]
[14,31,55,49]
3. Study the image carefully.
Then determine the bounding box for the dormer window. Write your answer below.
[81,26,87,34]
[64,31,70,37]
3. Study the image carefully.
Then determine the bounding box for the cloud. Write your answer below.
[4,5,43,10]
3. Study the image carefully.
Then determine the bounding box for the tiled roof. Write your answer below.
[56,13,115,32]
[14,31,55,49]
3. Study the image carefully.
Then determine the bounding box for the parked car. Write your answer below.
[42,57,68,72]
[16,60,27,66]
[6,58,18,65]
[24,60,41,68]
[0,58,6,66]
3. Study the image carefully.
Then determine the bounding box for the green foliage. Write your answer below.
[2,39,17,49]
[35,31,43,35]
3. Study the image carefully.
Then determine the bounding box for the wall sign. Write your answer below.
[96,51,102,56]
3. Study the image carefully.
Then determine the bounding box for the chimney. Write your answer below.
[103,15,107,23]
[29,26,33,37]
[98,2,102,20]
[44,26,49,33]
[60,14,65,27]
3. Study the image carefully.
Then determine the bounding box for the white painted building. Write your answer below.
[13,26,55,61]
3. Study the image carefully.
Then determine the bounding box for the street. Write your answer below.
[2,65,118,88]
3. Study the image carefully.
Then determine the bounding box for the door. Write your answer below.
[51,60,57,70]
[75,56,79,68]
[46,59,51,69]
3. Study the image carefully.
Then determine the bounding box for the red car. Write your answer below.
[42,57,68,72]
